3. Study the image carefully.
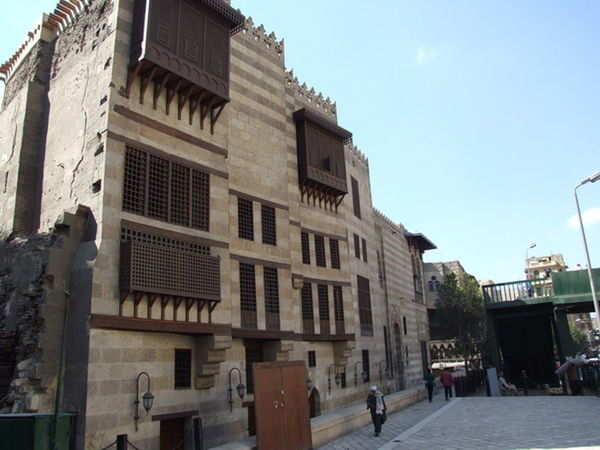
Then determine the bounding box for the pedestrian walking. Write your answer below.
[424,368,435,402]
[440,367,454,401]
[366,385,387,437]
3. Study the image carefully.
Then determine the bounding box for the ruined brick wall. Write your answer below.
[0,232,58,413]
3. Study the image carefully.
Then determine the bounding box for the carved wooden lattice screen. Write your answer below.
[301,283,314,334]
[120,226,220,320]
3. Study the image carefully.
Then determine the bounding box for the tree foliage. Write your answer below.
[434,272,486,366]
[568,321,589,352]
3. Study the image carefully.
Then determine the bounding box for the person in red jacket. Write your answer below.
[440,367,454,401]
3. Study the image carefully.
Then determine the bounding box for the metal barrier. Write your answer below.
[454,369,486,397]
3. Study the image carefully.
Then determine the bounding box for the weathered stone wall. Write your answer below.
[0,232,56,413]
[38,0,115,232]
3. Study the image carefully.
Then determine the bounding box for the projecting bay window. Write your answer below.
[318,284,330,335]
[120,225,221,320]
[123,146,209,230]
[301,282,314,334]
[293,107,352,211]
[333,285,345,335]
[357,275,373,336]
[264,267,280,331]
[128,0,245,132]
[240,263,257,329]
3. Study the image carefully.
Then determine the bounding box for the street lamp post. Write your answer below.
[574,171,600,330]
[525,243,536,279]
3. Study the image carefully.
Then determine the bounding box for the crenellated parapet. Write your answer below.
[0,0,93,82]
[374,208,405,234]
[286,69,337,120]
[347,143,368,165]
[239,17,284,60]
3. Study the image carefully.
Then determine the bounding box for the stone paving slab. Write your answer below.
[319,391,600,450]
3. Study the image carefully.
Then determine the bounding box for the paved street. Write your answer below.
[319,391,600,449]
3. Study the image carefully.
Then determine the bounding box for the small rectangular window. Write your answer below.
[357,275,373,336]
[308,350,316,368]
[174,349,192,388]
[240,263,257,328]
[362,349,370,383]
[261,205,276,246]
[301,232,311,264]
[354,234,360,259]
[330,239,340,269]
[301,282,314,334]
[264,267,280,330]
[238,198,254,240]
[361,238,368,262]
[318,284,330,335]
[315,235,326,267]
[351,177,361,219]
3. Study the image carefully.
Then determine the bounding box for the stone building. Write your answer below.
[0,0,435,448]
[423,261,469,365]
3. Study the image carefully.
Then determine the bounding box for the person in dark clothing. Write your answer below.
[424,369,435,402]
[366,386,387,437]
[440,367,454,400]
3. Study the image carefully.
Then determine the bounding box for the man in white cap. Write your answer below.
[366,385,387,436]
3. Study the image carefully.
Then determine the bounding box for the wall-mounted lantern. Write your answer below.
[354,361,367,387]
[328,364,342,394]
[228,367,246,412]
[134,371,154,432]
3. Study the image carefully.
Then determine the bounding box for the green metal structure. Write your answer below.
[484,269,600,384]
[0,413,75,450]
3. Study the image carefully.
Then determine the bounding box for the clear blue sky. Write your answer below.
[2,1,599,283]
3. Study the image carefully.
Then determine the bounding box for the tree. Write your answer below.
[434,272,486,367]
[568,321,589,353]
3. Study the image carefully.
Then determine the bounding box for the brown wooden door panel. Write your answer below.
[253,362,286,449]
[254,361,313,450]
[160,417,185,450]
[281,364,313,450]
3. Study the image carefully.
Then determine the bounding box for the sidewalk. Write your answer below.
[318,388,449,449]
[319,391,600,449]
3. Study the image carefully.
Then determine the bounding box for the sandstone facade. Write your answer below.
[0,1,436,448]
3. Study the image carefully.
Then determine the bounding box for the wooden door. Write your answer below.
[253,361,312,450]
[160,417,185,450]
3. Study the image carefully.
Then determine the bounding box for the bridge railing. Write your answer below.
[483,278,553,305]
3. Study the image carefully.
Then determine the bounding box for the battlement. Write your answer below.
[347,143,368,165]
[239,17,284,60]
[286,69,337,120]
[374,208,405,234]
[0,0,92,82]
